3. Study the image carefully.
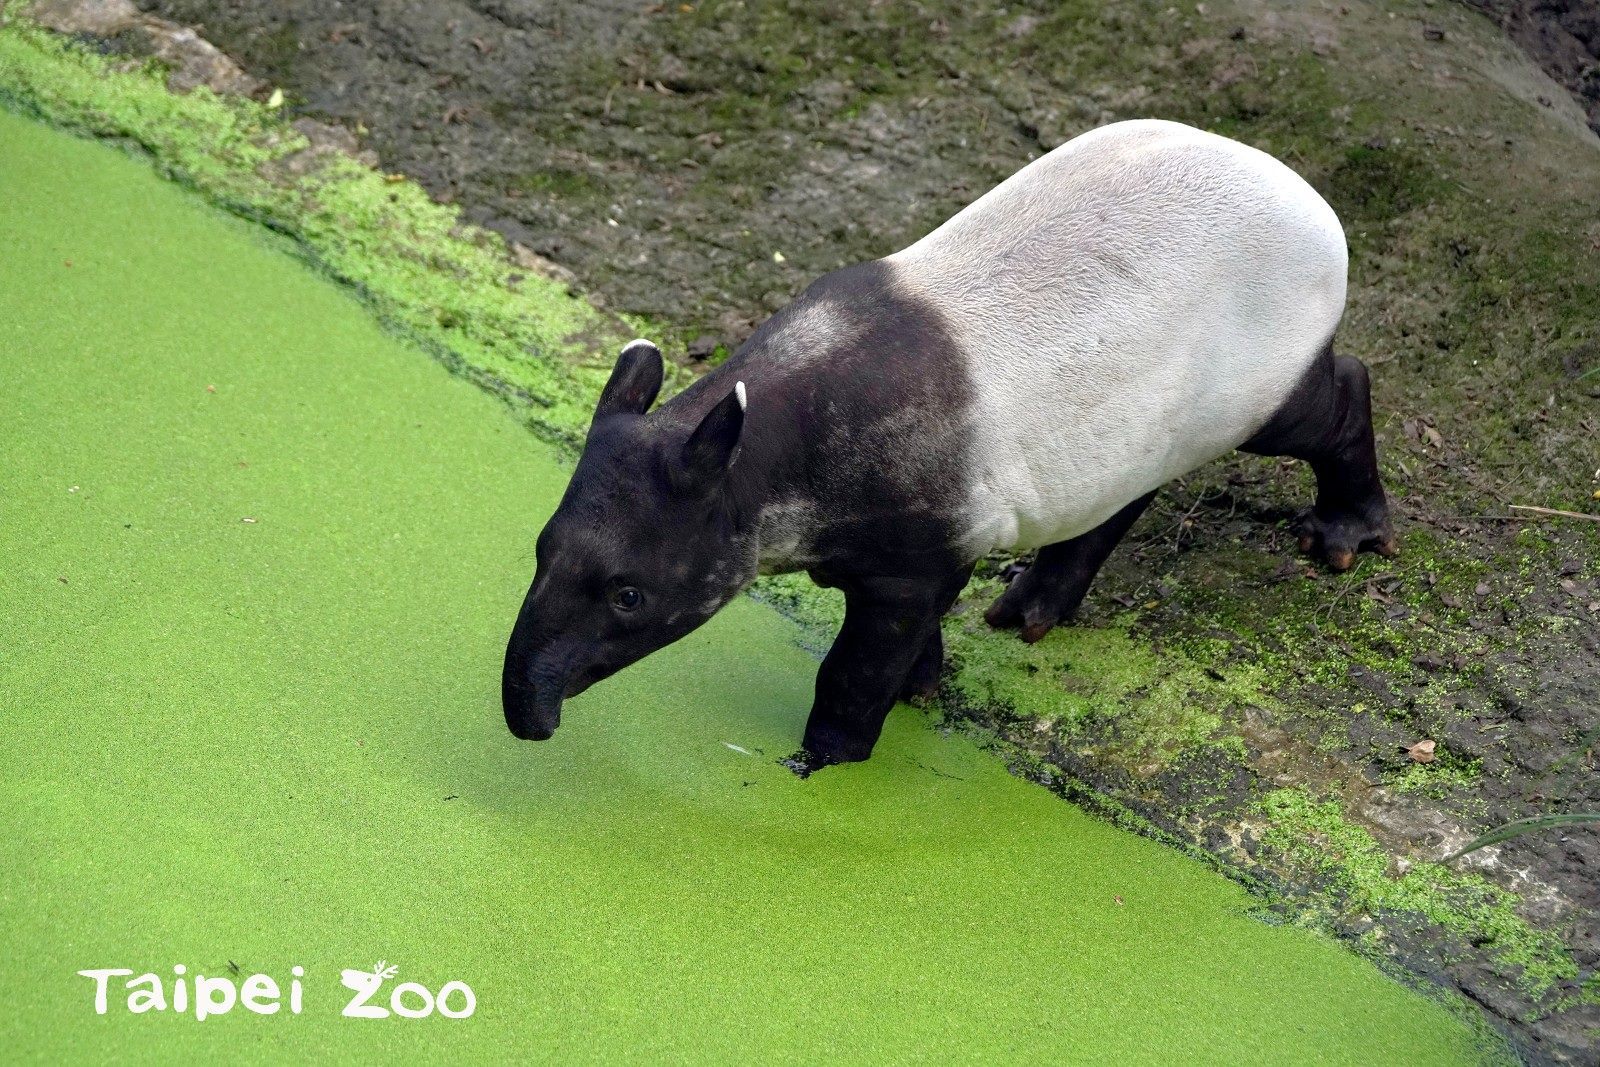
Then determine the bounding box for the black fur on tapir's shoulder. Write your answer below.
[665,260,976,580]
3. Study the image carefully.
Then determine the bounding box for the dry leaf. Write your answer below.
[1406,739,1437,763]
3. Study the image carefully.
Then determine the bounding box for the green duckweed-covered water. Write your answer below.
[0,107,1502,1063]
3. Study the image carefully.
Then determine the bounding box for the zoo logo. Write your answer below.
[340,959,475,1020]
[77,960,475,1021]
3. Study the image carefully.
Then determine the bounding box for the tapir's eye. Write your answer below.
[611,585,643,612]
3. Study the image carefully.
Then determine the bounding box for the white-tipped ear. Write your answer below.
[592,339,664,425]
[735,380,747,411]
[620,338,657,356]
[676,384,745,491]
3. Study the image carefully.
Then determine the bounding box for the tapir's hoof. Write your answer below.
[984,575,1068,644]
[791,716,878,774]
[899,649,944,704]
[899,672,942,704]
[1295,508,1397,572]
[781,748,850,778]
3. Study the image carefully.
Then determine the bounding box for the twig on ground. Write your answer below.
[1507,504,1600,523]
[1315,564,1392,622]
[1171,491,1210,553]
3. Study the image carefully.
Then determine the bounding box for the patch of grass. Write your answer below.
[946,581,1273,775]
[1323,142,1450,244]
[1386,754,1482,800]
[749,572,844,657]
[1257,788,1578,999]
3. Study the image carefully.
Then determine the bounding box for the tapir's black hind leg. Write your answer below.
[985,491,1156,643]
[1240,345,1395,571]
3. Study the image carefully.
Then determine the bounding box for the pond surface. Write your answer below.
[0,107,1499,1062]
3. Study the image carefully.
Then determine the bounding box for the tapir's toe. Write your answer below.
[1295,507,1396,572]
[985,574,1067,644]
[983,593,1022,630]
[783,740,872,777]
[899,668,942,704]
[1018,618,1058,644]
[780,750,830,778]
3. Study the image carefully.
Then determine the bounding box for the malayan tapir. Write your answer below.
[502,118,1394,772]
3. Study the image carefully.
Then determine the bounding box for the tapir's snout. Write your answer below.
[504,619,631,741]
[504,686,560,740]
[502,605,572,741]
[502,657,612,739]
[502,656,568,740]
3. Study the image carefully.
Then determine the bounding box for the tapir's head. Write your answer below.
[502,340,754,741]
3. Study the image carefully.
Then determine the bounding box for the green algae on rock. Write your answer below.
[1255,789,1576,1000]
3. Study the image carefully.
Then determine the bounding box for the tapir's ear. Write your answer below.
[592,339,664,426]
[676,381,746,492]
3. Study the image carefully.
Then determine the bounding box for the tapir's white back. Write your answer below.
[887,119,1347,554]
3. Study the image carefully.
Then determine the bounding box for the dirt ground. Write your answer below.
[1465,0,1600,134]
[95,0,1600,1058]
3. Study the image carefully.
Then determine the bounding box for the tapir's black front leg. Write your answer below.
[788,567,972,775]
